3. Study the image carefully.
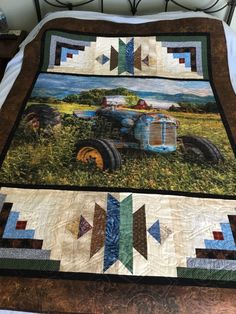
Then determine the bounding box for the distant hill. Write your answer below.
[31,88,215,105]
[147,100,179,110]
[136,91,215,104]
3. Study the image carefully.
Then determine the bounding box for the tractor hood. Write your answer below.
[97,108,143,122]
[97,108,177,126]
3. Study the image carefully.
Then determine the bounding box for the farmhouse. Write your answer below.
[101,95,126,108]
[148,100,180,110]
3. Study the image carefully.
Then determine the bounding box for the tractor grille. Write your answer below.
[165,123,176,146]
[149,123,162,146]
[149,122,176,146]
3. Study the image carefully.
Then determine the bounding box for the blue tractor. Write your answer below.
[76,108,223,171]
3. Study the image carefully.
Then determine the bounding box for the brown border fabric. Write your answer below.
[1,275,236,313]
[0,17,235,156]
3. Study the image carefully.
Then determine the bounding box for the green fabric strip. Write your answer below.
[119,194,133,273]
[177,267,236,282]
[0,258,60,271]
[156,35,207,42]
[118,39,127,75]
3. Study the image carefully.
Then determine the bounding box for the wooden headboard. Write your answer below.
[34,0,236,25]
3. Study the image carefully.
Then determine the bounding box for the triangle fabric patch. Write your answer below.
[78,215,92,238]
[142,55,149,66]
[148,220,161,243]
[96,54,110,65]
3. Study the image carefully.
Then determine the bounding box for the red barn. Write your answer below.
[131,99,151,110]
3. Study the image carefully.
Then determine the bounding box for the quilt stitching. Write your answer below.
[0,27,235,285]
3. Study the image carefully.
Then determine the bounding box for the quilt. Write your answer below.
[0,16,235,285]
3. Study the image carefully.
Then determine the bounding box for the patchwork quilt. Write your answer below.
[0,16,235,285]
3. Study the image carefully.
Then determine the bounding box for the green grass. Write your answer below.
[0,110,235,196]
[27,102,98,114]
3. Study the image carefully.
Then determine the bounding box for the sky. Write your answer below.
[31,73,214,99]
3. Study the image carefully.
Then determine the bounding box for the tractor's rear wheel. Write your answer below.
[179,136,224,164]
[100,139,122,170]
[76,139,121,171]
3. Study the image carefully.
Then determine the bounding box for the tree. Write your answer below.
[63,88,138,106]
[169,102,218,113]
[125,95,139,106]
[63,94,80,103]
[205,102,218,113]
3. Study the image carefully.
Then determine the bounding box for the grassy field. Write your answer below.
[0,108,235,196]
[27,102,98,114]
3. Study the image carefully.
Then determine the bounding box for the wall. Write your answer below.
[0,0,236,32]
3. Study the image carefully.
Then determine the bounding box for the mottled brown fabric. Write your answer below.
[228,215,236,243]
[196,248,236,259]
[1,276,236,313]
[0,202,12,237]
[90,203,106,258]
[133,205,147,259]
[0,17,235,156]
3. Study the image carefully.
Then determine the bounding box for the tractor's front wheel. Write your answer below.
[76,139,122,171]
[179,136,224,164]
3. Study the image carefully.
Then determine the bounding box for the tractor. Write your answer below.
[76,107,224,171]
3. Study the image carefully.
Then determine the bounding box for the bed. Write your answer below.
[0,0,236,295]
